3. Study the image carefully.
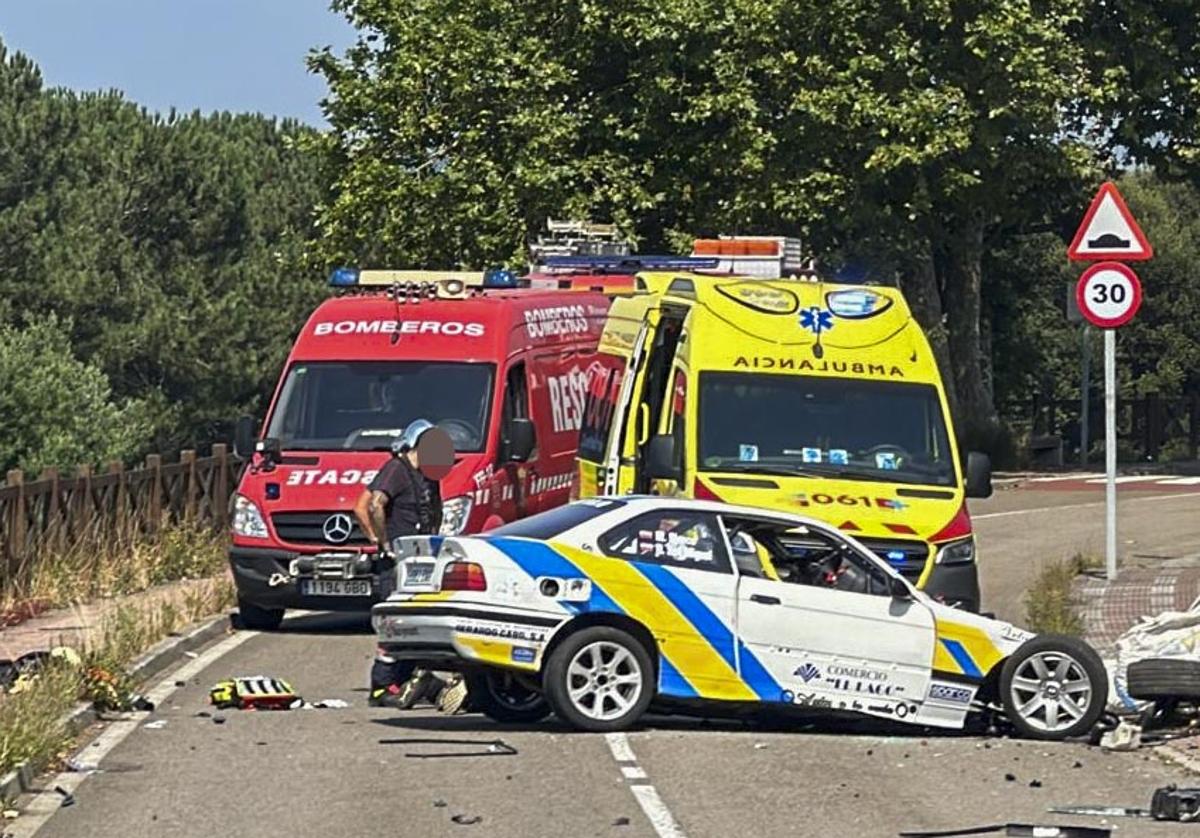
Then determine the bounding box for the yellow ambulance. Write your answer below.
[574,272,993,612]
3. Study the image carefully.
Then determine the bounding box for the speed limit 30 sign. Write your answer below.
[1075,261,1143,328]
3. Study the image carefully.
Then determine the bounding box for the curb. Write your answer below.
[0,611,232,805]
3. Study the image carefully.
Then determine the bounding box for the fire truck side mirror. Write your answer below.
[504,418,536,463]
[234,415,256,459]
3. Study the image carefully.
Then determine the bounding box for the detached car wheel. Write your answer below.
[466,669,551,723]
[1127,658,1200,700]
[236,598,284,631]
[1000,634,1106,740]
[544,626,654,732]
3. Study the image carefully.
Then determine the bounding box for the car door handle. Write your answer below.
[750,594,781,605]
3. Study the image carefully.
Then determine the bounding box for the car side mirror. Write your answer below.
[889,574,912,600]
[504,418,535,462]
[965,451,992,499]
[644,435,681,481]
[234,415,256,459]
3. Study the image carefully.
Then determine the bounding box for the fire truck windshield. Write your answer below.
[265,361,494,452]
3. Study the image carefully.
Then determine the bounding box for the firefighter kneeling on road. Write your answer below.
[354,419,468,713]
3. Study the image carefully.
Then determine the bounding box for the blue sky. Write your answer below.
[0,1,355,125]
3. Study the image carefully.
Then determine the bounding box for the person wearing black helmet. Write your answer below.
[354,418,445,709]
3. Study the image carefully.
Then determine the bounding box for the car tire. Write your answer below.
[1000,634,1106,740]
[543,626,654,732]
[1127,658,1200,700]
[236,598,284,631]
[465,669,551,724]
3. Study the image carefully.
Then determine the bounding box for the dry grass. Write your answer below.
[1023,553,1099,637]
[2,522,227,615]
[0,575,234,781]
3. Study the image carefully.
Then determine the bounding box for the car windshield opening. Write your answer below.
[698,372,955,487]
[265,361,494,452]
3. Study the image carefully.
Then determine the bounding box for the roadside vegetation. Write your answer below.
[1023,553,1100,637]
[1,522,228,620]
[0,576,233,782]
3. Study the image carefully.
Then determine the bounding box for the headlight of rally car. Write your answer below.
[439,496,473,535]
[936,537,975,565]
[230,493,269,539]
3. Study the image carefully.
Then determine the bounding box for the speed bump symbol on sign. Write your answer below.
[1075,261,1143,328]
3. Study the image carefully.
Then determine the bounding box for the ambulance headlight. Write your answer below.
[440,496,473,535]
[935,537,975,565]
[231,494,269,539]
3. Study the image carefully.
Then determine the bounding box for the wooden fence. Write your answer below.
[0,445,241,583]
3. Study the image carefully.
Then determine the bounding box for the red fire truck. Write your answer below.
[228,270,616,629]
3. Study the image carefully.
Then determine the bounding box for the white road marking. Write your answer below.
[1084,475,1165,484]
[8,629,257,838]
[604,732,686,838]
[974,491,1200,521]
[1026,473,1103,482]
[1160,477,1200,485]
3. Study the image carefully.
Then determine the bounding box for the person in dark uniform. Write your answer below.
[354,418,446,709]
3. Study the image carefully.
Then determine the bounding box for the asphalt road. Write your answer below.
[972,479,1200,622]
[16,480,1200,838]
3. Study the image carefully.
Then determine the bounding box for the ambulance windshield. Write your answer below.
[266,361,494,452]
[697,373,955,487]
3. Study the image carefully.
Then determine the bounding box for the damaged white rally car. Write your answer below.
[372,497,1107,738]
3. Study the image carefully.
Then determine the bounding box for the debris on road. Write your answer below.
[2,809,19,819]
[142,720,168,730]
[900,824,1110,837]
[378,737,519,759]
[450,814,482,825]
[1098,720,1141,751]
[300,698,350,709]
[613,817,630,827]
[1107,597,1200,713]
[433,800,447,808]
[65,759,99,773]
[1049,783,1200,822]
[209,676,298,710]
[54,786,75,808]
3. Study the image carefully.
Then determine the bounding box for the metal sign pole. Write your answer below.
[1080,324,1090,467]
[1104,328,1117,580]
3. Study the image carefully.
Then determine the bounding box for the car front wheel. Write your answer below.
[1000,635,1106,740]
[236,598,284,631]
[544,626,654,732]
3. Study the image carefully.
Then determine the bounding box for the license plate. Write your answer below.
[402,561,436,589]
[300,579,372,597]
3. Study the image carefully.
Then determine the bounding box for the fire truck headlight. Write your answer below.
[231,493,270,539]
[439,496,473,536]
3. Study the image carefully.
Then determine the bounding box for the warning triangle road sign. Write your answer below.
[1068,181,1153,261]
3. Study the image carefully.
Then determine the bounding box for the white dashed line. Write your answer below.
[9,629,257,838]
[604,732,686,838]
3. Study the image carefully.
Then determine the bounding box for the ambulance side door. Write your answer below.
[601,315,657,495]
[650,365,690,497]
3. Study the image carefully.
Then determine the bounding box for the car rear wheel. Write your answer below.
[466,668,551,723]
[544,627,654,732]
[236,598,284,631]
[1127,658,1200,700]
[1000,635,1106,740]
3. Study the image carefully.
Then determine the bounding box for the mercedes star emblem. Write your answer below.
[322,513,354,544]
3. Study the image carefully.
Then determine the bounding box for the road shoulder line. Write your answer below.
[7,628,257,838]
[604,732,687,838]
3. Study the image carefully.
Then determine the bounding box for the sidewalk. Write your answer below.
[0,578,226,662]
[1076,565,1200,656]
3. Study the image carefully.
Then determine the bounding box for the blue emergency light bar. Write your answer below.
[542,255,720,271]
[329,267,361,287]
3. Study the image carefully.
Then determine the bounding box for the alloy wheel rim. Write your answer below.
[566,641,643,721]
[1010,650,1092,732]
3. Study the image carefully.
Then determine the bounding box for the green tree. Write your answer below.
[0,41,326,457]
[0,316,151,474]
[313,0,1111,445]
